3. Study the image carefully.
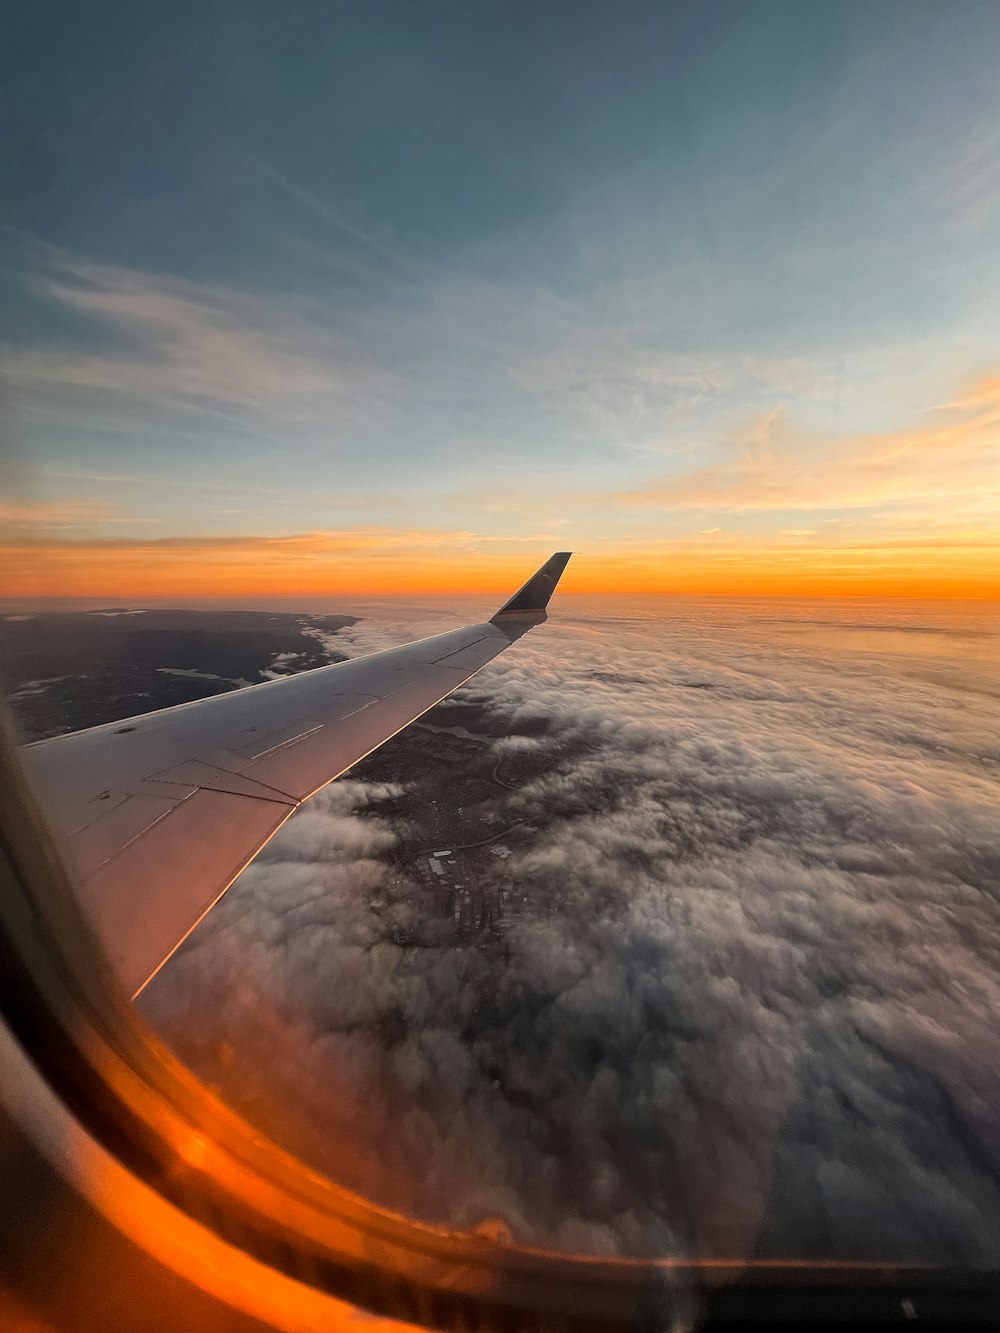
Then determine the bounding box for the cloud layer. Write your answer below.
[141,598,1000,1263]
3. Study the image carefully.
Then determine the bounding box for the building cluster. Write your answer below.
[412,848,532,951]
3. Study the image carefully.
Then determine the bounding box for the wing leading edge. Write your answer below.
[20,554,571,998]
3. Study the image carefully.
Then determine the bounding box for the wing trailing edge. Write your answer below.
[21,553,571,998]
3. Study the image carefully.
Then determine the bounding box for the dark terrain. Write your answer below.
[0,609,357,741]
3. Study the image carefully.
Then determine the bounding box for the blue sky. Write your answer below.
[2,1,999,594]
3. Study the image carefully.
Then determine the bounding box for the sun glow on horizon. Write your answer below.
[4,363,998,605]
[2,531,998,604]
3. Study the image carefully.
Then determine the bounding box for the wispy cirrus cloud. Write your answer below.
[3,254,386,426]
[0,498,157,534]
[4,245,998,600]
[618,371,1000,519]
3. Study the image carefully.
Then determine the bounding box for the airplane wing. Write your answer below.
[19,553,571,999]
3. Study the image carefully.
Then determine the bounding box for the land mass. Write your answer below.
[0,609,357,741]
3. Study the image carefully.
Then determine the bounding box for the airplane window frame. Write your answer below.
[3,712,1000,1332]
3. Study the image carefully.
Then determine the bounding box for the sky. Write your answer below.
[2,0,999,599]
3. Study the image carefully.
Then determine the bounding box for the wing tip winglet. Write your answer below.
[491,551,572,622]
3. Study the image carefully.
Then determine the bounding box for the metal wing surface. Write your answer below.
[20,554,571,998]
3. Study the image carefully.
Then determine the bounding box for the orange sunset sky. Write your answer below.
[4,362,998,602]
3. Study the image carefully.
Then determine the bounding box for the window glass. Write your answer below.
[2,0,999,1269]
